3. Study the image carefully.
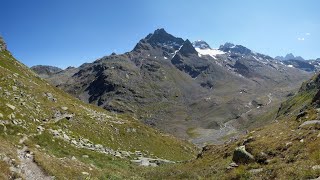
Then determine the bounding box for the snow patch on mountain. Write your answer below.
[195,48,225,59]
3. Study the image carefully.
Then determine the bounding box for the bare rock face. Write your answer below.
[0,36,7,51]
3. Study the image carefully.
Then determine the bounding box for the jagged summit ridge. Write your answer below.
[219,42,252,55]
[135,28,184,50]
[192,40,211,49]
[275,53,305,61]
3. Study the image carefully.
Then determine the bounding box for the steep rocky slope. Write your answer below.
[33,29,311,145]
[0,37,196,179]
[143,73,320,179]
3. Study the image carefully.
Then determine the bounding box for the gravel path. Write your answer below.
[16,136,54,180]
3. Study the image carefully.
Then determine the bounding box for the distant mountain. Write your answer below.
[275,53,305,61]
[281,59,316,72]
[33,29,311,145]
[31,65,62,78]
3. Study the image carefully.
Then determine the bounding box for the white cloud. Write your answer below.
[306,33,311,36]
[297,37,305,41]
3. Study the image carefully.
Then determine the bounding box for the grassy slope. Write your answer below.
[142,74,320,179]
[0,50,196,179]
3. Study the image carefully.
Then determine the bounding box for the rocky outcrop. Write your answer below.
[232,145,255,164]
[0,36,7,51]
[299,120,320,129]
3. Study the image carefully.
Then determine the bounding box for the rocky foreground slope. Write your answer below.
[142,73,320,179]
[0,38,196,179]
[34,29,312,145]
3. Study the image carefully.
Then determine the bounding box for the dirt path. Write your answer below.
[16,135,54,180]
[266,93,272,106]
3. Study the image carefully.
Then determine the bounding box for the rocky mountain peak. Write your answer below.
[139,28,184,48]
[179,39,198,56]
[219,42,235,49]
[0,36,7,51]
[219,42,252,55]
[132,29,185,52]
[192,40,211,49]
[285,53,295,60]
[153,28,167,35]
[275,53,305,61]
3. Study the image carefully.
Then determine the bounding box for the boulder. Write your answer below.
[232,145,255,164]
[299,120,320,129]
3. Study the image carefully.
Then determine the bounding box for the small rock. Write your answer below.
[81,172,89,175]
[296,111,307,120]
[37,126,45,132]
[249,168,263,174]
[63,133,70,141]
[71,140,77,145]
[300,139,304,143]
[229,162,238,167]
[312,165,320,170]
[50,130,60,137]
[6,103,16,111]
[12,86,17,91]
[285,142,293,147]
[135,151,142,156]
[115,152,122,158]
[0,113,3,119]
[82,155,89,158]
[95,144,103,149]
[71,156,76,160]
[61,107,68,111]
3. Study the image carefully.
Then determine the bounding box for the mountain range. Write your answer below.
[2,29,320,179]
[31,28,311,145]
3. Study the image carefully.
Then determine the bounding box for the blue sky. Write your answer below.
[0,0,319,68]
